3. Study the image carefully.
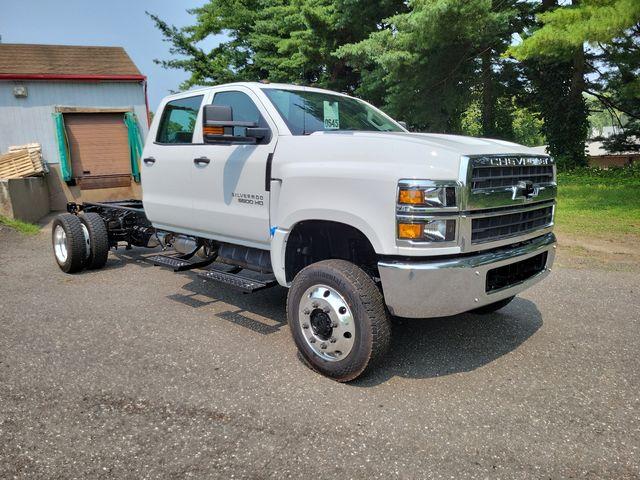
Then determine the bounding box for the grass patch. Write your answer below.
[556,167,640,238]
[0,215,40,236]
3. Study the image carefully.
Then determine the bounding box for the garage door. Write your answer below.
[64,113,131,190]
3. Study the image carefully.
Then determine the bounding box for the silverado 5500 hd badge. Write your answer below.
[232,192,265,206]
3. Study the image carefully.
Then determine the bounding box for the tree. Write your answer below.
[462,99,545,146]
[510,0,640,166]
[337,0,530,138]
[148,0,405,92]
[148,1,300,88]
[598,30,640,153]
[510,0,640,59]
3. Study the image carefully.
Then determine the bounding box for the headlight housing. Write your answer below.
[398,219,457,242]
[398,186,456,208]
[396,180,460,245]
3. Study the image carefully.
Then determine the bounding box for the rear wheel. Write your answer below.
[79,212,109,269]
[287,259,391,382]
[471,296,515,314]
[52,214,88,273]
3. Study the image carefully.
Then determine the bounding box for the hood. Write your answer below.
[315,131,545,157]
[407,133,545,156]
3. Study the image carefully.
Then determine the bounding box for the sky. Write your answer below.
[0,0,223,110]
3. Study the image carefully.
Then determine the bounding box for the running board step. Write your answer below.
[198,269,277,293]
[147,254,214,272]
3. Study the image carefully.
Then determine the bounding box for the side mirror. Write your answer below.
[398,121,408,130]
[203,104,265,144]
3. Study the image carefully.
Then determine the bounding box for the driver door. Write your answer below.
[188,87,277,249]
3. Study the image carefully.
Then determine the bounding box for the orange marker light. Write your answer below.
[398,223,423,239]
[398,189,424,204]
[204,126,224,135]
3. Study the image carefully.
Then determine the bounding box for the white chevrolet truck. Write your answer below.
[51,82,556,381]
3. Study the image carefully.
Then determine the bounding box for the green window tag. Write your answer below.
[323,101,340,130]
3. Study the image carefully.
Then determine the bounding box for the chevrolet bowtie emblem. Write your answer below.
[512,180,539,201]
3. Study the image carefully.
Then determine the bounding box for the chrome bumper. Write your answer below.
[378,233,556,318]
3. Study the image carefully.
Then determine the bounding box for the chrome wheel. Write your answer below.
[53,225,68,263]
[80,223,91,259]
[51,213,90,274]
[298,284,355,361]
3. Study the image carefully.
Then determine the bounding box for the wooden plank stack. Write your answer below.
[0,143,46,179]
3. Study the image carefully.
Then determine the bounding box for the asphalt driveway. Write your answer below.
[1,223,638,479]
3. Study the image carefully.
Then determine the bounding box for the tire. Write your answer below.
[471,296,515,314]
[79,212,109,270]
[52,213,87,273]
[287,259,391,382]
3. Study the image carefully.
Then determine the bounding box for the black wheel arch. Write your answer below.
[284,220,379,284]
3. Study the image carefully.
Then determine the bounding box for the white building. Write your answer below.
[532,126,638,169]
[0,43,149,210]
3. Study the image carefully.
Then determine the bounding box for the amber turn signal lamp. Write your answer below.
[204,126,224,135]
[398,189,424,205]
[398,223,423,239]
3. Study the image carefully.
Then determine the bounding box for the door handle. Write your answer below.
[194,156,211,165]
[143,157,156,165]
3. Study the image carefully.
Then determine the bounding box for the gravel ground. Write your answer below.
[1,222,639,479]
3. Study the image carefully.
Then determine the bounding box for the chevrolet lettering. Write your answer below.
[487,156,552,167]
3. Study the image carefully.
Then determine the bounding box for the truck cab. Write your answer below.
[52,82,556,381]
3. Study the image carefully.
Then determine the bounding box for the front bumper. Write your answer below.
[378,233,556,318]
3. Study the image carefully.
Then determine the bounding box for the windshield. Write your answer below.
[262,88,404,135]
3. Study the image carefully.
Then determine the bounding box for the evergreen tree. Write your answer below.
[597,29,640,153]
[148,0,405,91]
[337,0,527,137]
[510,0,640,166]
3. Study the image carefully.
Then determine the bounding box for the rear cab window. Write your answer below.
[156,95,204,144]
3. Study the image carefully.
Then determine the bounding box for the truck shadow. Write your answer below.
[112,248,542,384]
[110,248,289,335]
[171,269,542,384]
[354,297,543,386]
[170,276,289,336]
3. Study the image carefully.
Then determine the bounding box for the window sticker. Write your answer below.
[323,101,340,130]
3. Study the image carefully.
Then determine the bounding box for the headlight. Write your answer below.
[398,186,456,208]
[396,180,459,245]
[398,219,457,242]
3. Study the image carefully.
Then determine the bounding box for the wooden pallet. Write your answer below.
[0,144,45,179]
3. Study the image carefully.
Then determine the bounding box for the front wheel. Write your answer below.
[287,260,391,382]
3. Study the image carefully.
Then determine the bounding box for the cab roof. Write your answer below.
[164,82,353,101]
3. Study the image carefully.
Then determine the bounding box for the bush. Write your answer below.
[558,164,640,186]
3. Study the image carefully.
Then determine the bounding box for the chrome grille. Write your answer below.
[472,205,554,244]
[471,165,554,190]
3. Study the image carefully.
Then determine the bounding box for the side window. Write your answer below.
[212,91,267,137]
[156,95,204,144]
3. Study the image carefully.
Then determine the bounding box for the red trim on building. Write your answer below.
[0,73,146,81]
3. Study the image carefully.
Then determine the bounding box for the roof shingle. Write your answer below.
[0,43,143,77]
